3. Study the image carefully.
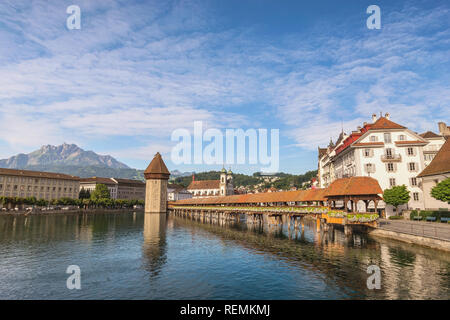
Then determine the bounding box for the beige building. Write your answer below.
[417,138,450,210]
[0,168,80,200]
[79,177,145,200]
[113,178,145,200]
[419,131,446,167]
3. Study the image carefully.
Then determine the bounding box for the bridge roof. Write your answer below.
[325,176,382,197]
[171,177,382,206]
[171,188,327,205]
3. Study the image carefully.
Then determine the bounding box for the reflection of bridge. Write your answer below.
[169,177,383,236]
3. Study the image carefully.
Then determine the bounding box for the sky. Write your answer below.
[0,0,449,174]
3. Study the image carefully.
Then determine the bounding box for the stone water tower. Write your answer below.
[144,152,170,213]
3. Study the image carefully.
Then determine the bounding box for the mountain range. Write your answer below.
[0,143,192,180]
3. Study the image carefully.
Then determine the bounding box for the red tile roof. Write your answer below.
[353,142,385,147]
[325,177,383,197]
[369,117,405,130]
[394,140,427,145]
[187,180,220,190]
[0,168,80,181]
[420,131,442,139]
[417,138,450,177]
[172,188,327,205]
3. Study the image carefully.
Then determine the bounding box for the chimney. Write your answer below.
[372,113,377,123]
[438,122,448,136]
[357,126,362,132]
[363,122,367,126]
[385,112,390,120]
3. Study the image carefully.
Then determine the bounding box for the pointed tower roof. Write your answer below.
[144,152,170,180]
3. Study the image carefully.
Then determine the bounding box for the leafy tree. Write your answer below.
[90,184,111,200]
[79,188,91,199]
[431,178,450,204]
[383,185,410,213]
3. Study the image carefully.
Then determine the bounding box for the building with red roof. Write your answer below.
[317,113,447,217]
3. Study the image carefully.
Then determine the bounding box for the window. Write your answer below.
[364,149,372,157]
[407,147,414,156]
[384,133,391,143]
[0,184,2,190]
[398,135,406,141]
[389,178,396,187]
[408,162,416,171]
[387,163,394,172]
[413,192,419,201]
[385,148,393,158]
[410,178,417,186]
[370,136,378,142]
[365,163,375,173]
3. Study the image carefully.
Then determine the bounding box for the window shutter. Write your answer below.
[394,163,397,172]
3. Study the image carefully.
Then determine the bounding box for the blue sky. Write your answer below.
[0,0,449,174]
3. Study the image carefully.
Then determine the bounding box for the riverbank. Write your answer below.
[0,208,144,216]
[369,219,450,252]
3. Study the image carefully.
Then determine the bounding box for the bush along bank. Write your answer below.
[410,209,450,222]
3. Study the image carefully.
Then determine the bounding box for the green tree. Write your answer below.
[431,178,450,204]
[383,185,410,213]
[90,184,111,200]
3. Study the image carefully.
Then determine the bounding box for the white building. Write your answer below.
[187,168,234,198]
[167,183,192,201]
[318,113,446,216]
[417,138,450,210]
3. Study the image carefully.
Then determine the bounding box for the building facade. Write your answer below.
[112,178,145,200]
[318,113,446,216]
[0,168,80,200]
[79,177,119,199]
[417,138,450,210]
[167,183,192,201]
[79,177,145,200]
[187,168,234,198]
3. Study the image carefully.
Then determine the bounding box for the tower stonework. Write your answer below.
[144,152,170,213]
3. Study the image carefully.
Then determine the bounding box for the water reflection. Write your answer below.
[0,212,448,299]
[142,213,168,277]
[172,214,450,300]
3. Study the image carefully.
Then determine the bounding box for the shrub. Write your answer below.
[389,215,403,220]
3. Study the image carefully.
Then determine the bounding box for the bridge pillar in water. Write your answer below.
[344,224,353,236]
[144,152,170,214]
[316,217,321,232]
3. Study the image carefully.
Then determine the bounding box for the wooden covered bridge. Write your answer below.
[169,176,383,235]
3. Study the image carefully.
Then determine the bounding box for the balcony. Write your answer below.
[381,154,402,162]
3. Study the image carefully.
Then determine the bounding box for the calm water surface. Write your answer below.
[0,212,449,299]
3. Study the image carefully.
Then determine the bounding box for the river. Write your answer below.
[0,212,449,299]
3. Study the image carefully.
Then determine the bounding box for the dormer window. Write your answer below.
[370,136,378,142]
[399,135,406,141]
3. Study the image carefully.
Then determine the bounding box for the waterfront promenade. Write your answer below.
[378,219,450,241]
